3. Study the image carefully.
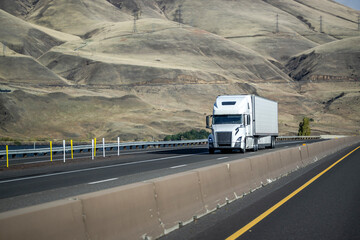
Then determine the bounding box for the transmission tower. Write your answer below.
[174,5,183,27]
[133,9,140,33]
[276,14,279,33]
[320,16,323,33]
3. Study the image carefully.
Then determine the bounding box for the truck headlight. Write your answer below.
[234,136,242,148]
[208,136,213,143]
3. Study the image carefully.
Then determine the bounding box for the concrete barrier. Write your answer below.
[299,144,310,165]
[249,154,269,188]
[307,141,326,163]
[80,182,162,240]
[152,171,205,234]
[228,158,252,197]
[0,198,86,240]
[266,151,283,181]
[197,164,234,212]
[278,148,295,174]
[1,137,359,240]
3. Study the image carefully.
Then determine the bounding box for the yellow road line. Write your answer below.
[226,146,360,240]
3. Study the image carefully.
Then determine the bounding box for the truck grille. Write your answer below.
[216,132,232,147]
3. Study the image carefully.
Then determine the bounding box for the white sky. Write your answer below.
[335,0,360,10]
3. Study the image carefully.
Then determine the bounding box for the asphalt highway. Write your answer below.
[0,140,320,212]
[161,144,360,240]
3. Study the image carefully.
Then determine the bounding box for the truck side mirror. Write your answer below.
[206,115,212,129]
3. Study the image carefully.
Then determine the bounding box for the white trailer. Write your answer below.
[206,95,278,154]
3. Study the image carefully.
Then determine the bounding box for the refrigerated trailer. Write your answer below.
[206,95,278,154]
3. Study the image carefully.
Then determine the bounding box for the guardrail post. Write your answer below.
[94,138,97,157]
[118,137,120,156]
[6,145,9,168]
[92,139,94,160]
[103,138,105,158]
[71,140,73,160]
[63,140,66,163]
[50,141,52,162]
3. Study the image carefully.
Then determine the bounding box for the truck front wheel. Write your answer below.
[209,148,215,154]
[240,139,246,153]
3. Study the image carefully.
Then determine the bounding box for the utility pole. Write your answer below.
[276,14,279,33]
[320,15,323,33]
[358,15,360,31]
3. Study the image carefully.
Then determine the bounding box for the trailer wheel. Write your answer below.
[253,138,258,152]
[270,137,276,149]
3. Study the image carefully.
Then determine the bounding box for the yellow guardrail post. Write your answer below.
[6,145,9,168]
[94,138,97,157]
[50,141,52,162]
[71,140,73,159]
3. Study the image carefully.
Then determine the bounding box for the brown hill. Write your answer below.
[157,0,359,62]
[38,19,291,86]
[0,0,359,141]
[286,36,360,82]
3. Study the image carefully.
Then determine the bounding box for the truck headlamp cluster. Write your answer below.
[234,136,242,148]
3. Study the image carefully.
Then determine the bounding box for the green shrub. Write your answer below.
[164,129,210,141]
[298,117,311,136]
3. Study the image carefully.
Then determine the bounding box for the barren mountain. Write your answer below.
[287,36,360,82]
[0,0,359,141]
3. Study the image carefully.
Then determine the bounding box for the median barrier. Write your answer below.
[228,158,252,197]
[197,164,234,212]
[80,182,162,240]
[307,141,325,163]
[298,144,310,165]
[0,198,86,240]
[249,154,270,188]
[266,151,283,181]
[151,172,206,234]
[278,148,296,174]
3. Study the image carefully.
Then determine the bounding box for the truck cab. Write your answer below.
[206,95,278,154]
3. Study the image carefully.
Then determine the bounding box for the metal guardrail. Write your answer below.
[0,136,323,159]
[0,139,208,159]
[276,136,321,141]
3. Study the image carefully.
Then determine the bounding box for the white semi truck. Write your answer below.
[206,95,278,154]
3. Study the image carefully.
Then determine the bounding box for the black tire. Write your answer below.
[209,148,215,154]
[253,138,258,152]
[270,137,276,149]
[240,138,246,153]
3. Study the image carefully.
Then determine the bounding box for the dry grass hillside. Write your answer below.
[0,0,359,141]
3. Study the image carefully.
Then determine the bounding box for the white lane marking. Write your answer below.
[217,157,229,160]
[0,152,206,184]
[170,164,187,169]
[88,178,118,185]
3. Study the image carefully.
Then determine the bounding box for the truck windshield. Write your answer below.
[213,115,243,125]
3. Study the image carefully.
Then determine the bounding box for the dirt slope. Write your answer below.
[286,36,360,81]
[0,0,359,140]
